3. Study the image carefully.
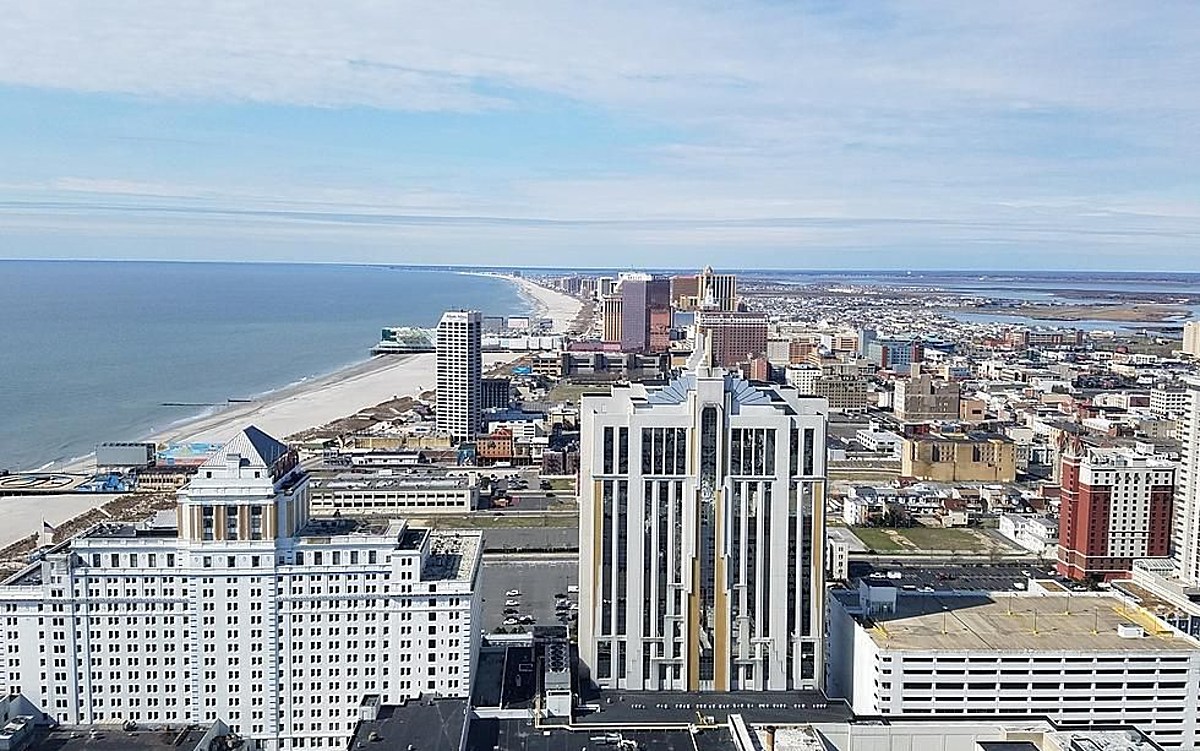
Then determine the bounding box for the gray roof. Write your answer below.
[349,699,468,751]
[201,425,289,470]
[644,372,775,407]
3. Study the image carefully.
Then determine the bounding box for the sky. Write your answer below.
[0,1,1198,271]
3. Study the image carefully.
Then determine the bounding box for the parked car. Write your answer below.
[505,599,519,607]
[506,589,521,597]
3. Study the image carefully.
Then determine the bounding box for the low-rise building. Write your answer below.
[133,464,198,493]
[901,431,1017,483]
[309,469,478,514]
[854,428,903,456]
[827,582,1200,749]
[997,513,1058,557]
[894,364,961,422]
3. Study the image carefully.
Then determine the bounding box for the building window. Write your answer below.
[226,505,239,540]
[202,507,215,541]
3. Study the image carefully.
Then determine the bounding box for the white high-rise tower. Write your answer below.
[436,309,482,443]
[1174,376,1200,584]
[578,342,828,692]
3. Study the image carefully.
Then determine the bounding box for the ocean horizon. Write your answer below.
[0,260,531,471]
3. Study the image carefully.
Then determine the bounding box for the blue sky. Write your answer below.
[1,1,1198,270]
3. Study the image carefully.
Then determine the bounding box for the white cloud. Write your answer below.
[1,1,1198,267]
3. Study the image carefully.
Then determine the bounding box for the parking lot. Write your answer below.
[479,560,579,631]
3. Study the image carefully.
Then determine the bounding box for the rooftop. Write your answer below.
[23,725,215,751]
[200,425,290,472]
[847,592,1200,652]
[311,473,472,491]
[295,516,401,539]
[348,699,467,751]
[422,532,482,582]
[574,690,852,726]
[466,719,731,751]
[847,562,1057,593]
[912,430,1012,443]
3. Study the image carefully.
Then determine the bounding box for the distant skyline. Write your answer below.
[1,2,1198,270]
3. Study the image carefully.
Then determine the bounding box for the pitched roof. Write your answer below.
[202,425,290,470]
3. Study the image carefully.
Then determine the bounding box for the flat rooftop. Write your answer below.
[311,472,472,491]
[422,531,481,582]
[349,699,467,751]
[295,516,401,538]
[467,718,732,751]
[25,725,211,750]
[575,691,852,726]
[848,562,1058,593]
[851,592,1200,652]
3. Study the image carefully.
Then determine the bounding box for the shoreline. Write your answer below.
[459,271,585,334]
[940,302,1191,324]
[47,275,582,474]
[5,274,584,549]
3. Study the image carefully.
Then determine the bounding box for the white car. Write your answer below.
[505,599,520,607]
[503,618,518,626]
[505,589,521,597]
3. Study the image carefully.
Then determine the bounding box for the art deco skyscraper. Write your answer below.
[578,343,828,691]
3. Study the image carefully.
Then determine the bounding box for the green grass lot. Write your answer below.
[547,382,611,404]
[849,525,995,553]
[421,513,578,529]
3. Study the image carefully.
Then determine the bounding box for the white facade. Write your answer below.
[579,350,828,692]
[1175,376,1200,586]
[436,310,482,442]
[854,429,902,456]
[842,496,881,527]
[309,474,478,514]
[997,513,1058,557]
[827,587,1200,749]
[0,427,481,751]
[1183,321,1200,358]
[825,539,849,582]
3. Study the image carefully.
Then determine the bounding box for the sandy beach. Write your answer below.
[138,276,582,445]
[6,276,584,547]
[500,274,585,333]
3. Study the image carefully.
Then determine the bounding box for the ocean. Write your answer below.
[0,261,530,470]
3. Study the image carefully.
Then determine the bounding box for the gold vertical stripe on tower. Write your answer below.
[811,480,827,689]
[713,489,728,691]
[214,505,226,541]
[688,555,700,691]
[593,479,602,606]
